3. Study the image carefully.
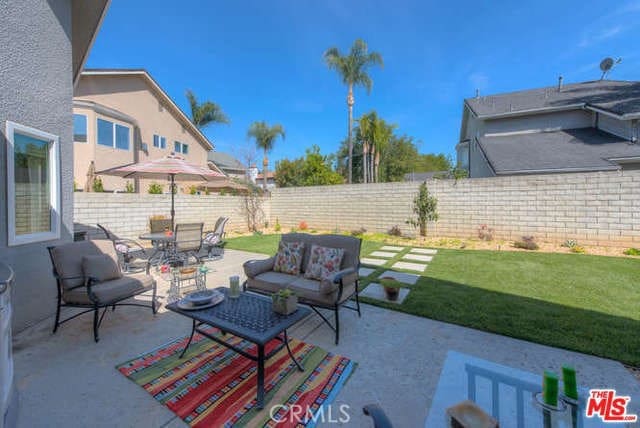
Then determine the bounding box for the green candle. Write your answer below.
[562,366,578,400]
[543,371,559,406]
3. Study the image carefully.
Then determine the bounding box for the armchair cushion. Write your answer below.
[82,254,122,283]
[49,240,119,290]
[243,257,275,278]
[304,244,344,281]
[63,272,155,305]
[273,241,305,275]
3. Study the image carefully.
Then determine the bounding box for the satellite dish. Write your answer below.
[600,57,622,80]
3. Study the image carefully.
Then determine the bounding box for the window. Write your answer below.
[153,134,166,149]
[96,118,130,150]
[73,114,87,142]
[6,121,60,246]
[174,141,189,155]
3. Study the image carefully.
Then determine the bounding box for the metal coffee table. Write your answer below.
[166,287,311,409]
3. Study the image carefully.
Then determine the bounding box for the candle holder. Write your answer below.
[534,392,567,412]
[559,394,579,407]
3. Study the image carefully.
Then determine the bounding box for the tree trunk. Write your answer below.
[263,150,268,190]
[347,84,354,184]
[374,151,381,183]
[370,146,375,183]
[363,142,368,184]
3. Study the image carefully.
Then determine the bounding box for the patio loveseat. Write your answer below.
[243,233,361,344]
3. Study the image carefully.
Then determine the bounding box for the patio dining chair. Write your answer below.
[48,239,157,342]
[97,224,149,273]
[174,222,204,265]
[202,216,229,260]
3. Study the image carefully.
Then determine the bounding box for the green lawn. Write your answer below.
[226,234,640,365]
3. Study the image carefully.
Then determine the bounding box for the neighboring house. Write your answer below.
[73,69,214,192]
[457,79,640,178]
[1,0,109,332]
[207,151,247,180]
[256,171,277,189]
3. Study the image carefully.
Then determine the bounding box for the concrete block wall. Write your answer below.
[73,193,266,239]
[270,170,640,246]
[74,170,640,247]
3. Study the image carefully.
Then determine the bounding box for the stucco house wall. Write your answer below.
[0,0,75,331]
[74,74,212,193]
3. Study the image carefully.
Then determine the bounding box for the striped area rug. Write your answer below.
[116,328,356,427]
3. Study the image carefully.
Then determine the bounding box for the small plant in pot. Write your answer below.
[379,277,402,302]
[272,288,298,315]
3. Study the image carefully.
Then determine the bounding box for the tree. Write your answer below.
[407,182,438,237]
[247,121,285,190]
[324,39,383,184]
[381,135,420,182]
[240,183,265,232]
[185,90,230,130]
[356,111,395,183]
[413,154,453,173]
[275,146,343,187]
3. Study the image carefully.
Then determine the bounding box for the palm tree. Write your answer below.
[324,39,383,184]
[185,90,230,129]
[357,111,394,183]
[247,121,285,189]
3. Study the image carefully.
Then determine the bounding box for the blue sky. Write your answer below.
[87,0,640,166]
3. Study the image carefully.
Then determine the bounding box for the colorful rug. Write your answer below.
[116,328,356,427]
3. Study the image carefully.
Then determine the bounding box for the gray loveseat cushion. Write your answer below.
[63,272,155,305]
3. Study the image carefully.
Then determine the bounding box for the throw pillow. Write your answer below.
[203,232,220,245]
[304,244,344,281]
[273,241,305,275]
[82,254,122,282]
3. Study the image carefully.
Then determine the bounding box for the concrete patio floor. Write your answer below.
[12,249,640,427]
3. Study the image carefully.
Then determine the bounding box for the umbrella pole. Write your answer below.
[170,174,175,231]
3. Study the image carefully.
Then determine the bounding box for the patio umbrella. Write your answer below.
[97,155,226,228]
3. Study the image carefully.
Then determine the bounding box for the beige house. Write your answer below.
[73,69,215,192]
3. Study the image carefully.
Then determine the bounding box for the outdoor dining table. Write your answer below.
[139,232,176,265]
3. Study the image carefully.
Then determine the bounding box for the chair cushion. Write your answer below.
[63,272,155,305]
[247,271,297,293]
[273,241,305,275]
[82,254,122,282]
[50,240,119,290]
[304,244,344,281]
[203,232,220,245]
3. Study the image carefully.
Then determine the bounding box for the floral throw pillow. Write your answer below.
[304,244,344,281]
[273,241,305,275]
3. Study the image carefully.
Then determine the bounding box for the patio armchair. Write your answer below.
[97,224,149,272]
[202,216,229,260]
[174,222,204,265]
[48,239,157,342]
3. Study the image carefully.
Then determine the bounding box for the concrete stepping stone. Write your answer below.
[377,270,419,285]
[370,251,398,258]
[360,283,410,304]
[361,258,387,267]
[392,261,427,272]
[380,246,405,252]
[410,248,437,255]
[358,267,376,278]
[402,254,433,262]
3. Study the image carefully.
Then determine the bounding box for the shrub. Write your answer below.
[220,189,227,196]
[623,248,640,256]
[73,180,79,192]
[125,181,134,193]
[406,182,438,236]
[477,224,494,241]
[148,183,163,194]
[570,246,586,254]
[388,225,402,237]
[350,227,366,237]
[189,185,198,195]
[92,177,104,192]
[298,221,308,231]
[514,236,539,250]
[252,230,263,236]
[562,239,578,248]
[274,218,281,232]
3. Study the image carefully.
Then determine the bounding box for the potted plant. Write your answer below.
[379,277,402,301]
[272,288,297,315]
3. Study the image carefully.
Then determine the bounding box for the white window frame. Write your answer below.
[153,134,166,149]
[6,121,61,246]
[96,117,131,151]
[174,141,189,155]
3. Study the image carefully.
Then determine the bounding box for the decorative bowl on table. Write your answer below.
[179,267,197,275]
[184,289,218,306]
